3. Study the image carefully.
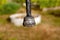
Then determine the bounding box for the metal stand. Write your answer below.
[23,0,35,27]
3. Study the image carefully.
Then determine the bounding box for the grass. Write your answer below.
[0,8,60,40]
[52,17,60,27]
[0,3,20,15]
[40,11,60,27]
[0,19,5,24]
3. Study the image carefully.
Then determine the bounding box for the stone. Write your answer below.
[10,13,41,27]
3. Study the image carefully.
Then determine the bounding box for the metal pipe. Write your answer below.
[23,0,35,27]
[26,0,31,16]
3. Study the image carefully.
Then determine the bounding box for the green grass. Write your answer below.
[0,3,20,15]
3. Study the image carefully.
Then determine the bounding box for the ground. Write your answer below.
[0,7,60,40]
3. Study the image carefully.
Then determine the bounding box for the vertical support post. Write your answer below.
[26,0,31,16]
[23,0,35,27]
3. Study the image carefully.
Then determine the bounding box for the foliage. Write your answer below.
[0,3,20,15]
[12,0,25,6]
[38,0,57,8]
[12,0,60,8]
[47,10,60,17]
[0,0,7,5]
[31,0,37,3]
[12,0,25,5]
[52,10,60,17]
[31,0,60,8]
